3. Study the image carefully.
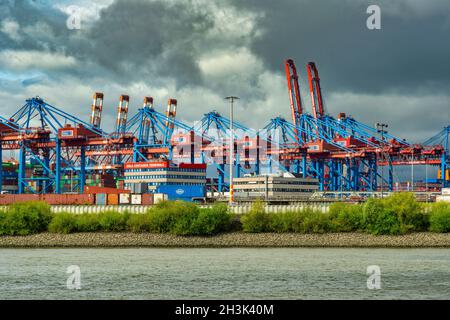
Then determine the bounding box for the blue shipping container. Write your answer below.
[96,193,107,205]
[155,185,205,201]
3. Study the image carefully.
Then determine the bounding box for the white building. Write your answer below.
[233,174,319,201]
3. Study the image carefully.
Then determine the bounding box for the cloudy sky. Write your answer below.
[0,0,449,143]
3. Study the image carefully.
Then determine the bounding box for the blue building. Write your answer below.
[123,161,206,201]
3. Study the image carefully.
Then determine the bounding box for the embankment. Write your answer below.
[1,232,450,248]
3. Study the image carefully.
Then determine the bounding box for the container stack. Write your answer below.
[3,162,18,193]
[85,173,116,188]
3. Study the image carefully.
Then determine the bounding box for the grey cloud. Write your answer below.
[67,0,215,87]
[0,0,448,144]
[228,0,450,95]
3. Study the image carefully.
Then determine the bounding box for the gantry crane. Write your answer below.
[2,58,447,194]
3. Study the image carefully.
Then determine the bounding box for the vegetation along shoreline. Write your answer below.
[0,193,449,248]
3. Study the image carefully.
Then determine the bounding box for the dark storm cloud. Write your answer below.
[227,0,450,95]
[1,0,218,87]
[69,0,214,87]
[0,0,448,142]
[3,0,450,94]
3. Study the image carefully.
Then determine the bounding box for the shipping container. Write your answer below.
[0,194,37,205]
[119,193,131,204]
[153,193,168,203]
[41,194,95,205]
[131,194,142,205]
[155,185,205,201]
[141,193,154,205]
[13,194,41,203]
[96,193,107,205]
[107,193,119,205]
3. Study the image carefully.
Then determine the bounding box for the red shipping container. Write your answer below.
[41,194,95,205]
[14,194,41,203]
[68,194,94,205]
[42,194,63,205]
[141,193,154,205]
[0,194,41,205]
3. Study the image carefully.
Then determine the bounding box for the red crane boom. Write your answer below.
[284,59,304,143]
[306,62,325,119]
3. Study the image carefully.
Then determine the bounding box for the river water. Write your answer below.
[0,248,449,299]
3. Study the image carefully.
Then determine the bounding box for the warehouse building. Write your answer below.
[123,161,206,201]
[233,174,319,201]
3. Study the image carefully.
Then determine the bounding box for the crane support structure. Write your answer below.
[1,58,447,195]
[115,95,130,135]
[90,92,104,129]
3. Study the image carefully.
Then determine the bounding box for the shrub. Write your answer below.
[98,211,130,232]
[191,203,232,235]
[301,209,333,233]
[429,202,450,233]
[270,211,300,233]
[171,209,199,236]
[76,213,102,232]
[383,193,428,232]
[147,201,199,234]
[0,210,7,235]
[241,200,272,233]
[48,212,77,234]
[146,201,233,235]
[0,201,53,235]
[127,213,152,233]
[270,210,331,233]
[362,198,401,235]
[361,193,429,235]
[328,202,364,232]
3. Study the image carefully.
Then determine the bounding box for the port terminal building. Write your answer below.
[123,161,207,201]
[233,173,319,201]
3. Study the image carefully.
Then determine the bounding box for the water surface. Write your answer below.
[0,248,449,299]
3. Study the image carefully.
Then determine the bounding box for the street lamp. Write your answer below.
[225,96,239,204]
[376,123,388,198]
